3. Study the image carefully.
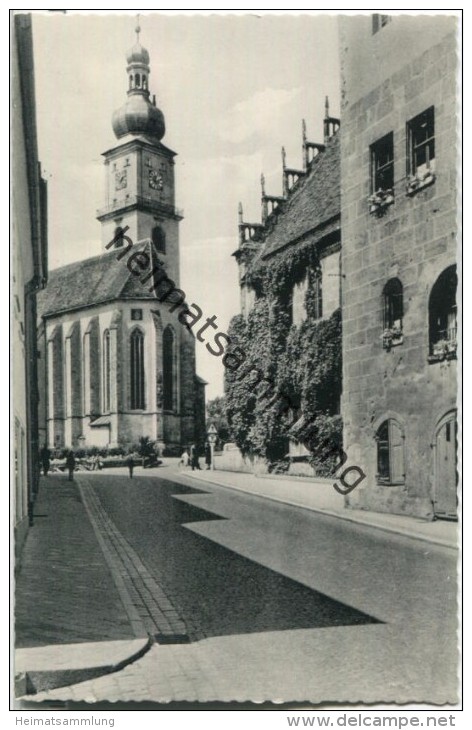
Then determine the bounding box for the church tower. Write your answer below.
[38,20,206,455]
[97,20,181,285]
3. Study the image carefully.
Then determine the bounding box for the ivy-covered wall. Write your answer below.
[225,242,342,475]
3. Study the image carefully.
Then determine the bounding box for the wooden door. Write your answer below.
[434,412,458,519]
[389,420,405,485]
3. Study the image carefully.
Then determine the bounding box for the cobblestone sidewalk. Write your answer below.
[79,476,193,641]
[15,476,133,648]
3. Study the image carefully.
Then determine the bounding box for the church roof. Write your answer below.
[37,240,165,318]
[250,132,340,267]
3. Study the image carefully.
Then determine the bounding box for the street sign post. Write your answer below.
[207,423,218,471]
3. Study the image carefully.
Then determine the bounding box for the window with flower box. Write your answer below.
[382,278,403,349]
[369,133,394,215]
[407,107,436,194]
[429,265,457,362]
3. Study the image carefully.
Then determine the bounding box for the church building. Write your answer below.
[37,28,206,454]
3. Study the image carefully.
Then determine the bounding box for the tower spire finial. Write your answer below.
[135,13,141,43]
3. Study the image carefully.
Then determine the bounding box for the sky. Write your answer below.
[31,11,340,400]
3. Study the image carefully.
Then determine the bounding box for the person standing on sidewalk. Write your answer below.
[126,454,135,479]
[66,450,76,481]
[190,443,201,471]
[40,445,51,477]
[204,442,211,470]
[180,448,189,468]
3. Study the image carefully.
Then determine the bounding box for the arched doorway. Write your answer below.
[433,410,458,519]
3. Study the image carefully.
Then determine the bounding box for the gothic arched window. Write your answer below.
[376,419,405,485]
[429,265,457,359]
[163,326,175,412]
[103,329,111,413]
[383,278,403,331]
[130,328,145,410]
[152,226,166,254]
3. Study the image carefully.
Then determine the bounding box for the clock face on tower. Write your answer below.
[114,169,127,190]
[149,169,164,191]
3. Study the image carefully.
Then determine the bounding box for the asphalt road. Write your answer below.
[94,474,380,641]
[93,471,457,641]
[20,470,459,703]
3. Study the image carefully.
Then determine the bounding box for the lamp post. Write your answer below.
[207,423,218,471]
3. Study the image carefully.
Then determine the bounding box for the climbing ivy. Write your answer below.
[225,242,343,475]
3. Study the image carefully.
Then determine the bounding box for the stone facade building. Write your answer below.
[228,15,458,518]
[12,14,48,553]
[339,15,458,519]
[37,32,205,454]
[226,105,342,473]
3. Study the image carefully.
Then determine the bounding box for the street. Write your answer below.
[18,466,458,704]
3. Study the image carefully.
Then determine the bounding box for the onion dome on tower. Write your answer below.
[112,19,166,141]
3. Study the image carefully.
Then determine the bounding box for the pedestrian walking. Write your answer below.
[126,454,134,478]
[40,445,51,477]
[65,450,76,481]
[180,448,189,468]
[204,442,211,470]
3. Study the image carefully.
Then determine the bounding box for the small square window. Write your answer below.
[407,106,435,182]
[372,14,391,34]
[131,309,143,321]
[371,132,394,193]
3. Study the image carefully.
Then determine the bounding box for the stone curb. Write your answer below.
[180,472,458,550]
[16,637,152,697]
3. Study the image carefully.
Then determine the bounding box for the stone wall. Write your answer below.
[340,26,458,517]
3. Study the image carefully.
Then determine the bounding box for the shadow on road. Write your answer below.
[95,475,383,641]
